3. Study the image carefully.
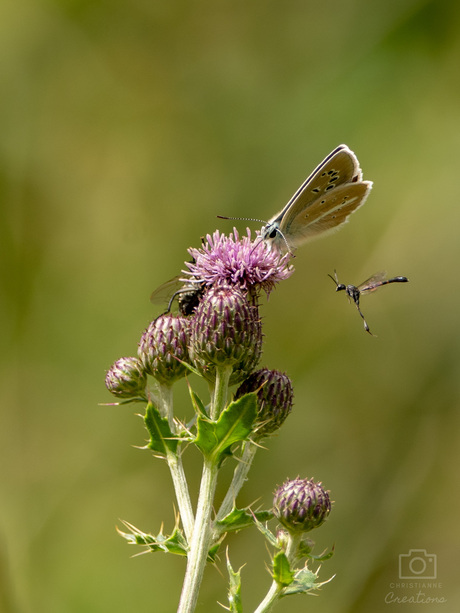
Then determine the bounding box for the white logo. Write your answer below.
[399,549,437,579]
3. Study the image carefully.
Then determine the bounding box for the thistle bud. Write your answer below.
[189,284,262,385]
[234,369,293,438]
[273,478,331,534]
[138,314,190,385]
[105,357,147,399]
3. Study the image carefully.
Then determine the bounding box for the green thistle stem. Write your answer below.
[210,364,232,420]
[215,441,257,523]
[165,448,194,543]
[177,457,219,613]
[177,364,232,612]
[157,383,174,431]
[158,383,194,543]
[254,532,302,613]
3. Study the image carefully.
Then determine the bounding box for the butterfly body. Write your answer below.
[261,144,372,252]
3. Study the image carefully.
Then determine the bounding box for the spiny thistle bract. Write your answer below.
[234,368,294,438]
[138,314,191,385]
[105,356,147,399]
[189,283,263,385]
[273,478,331,534]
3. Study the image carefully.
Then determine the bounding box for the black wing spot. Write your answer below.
[325,184,335,191]
[312,187,321,193]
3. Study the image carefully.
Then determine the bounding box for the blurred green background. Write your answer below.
[1,0,459,611]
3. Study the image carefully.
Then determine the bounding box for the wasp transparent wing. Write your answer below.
[150,276,183,305]
[358,272,390,294]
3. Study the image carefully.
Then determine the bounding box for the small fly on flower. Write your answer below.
[328,270,409,336]
[151,248,207,317]
[150,276,205,317]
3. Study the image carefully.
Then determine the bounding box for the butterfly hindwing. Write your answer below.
[280,181,372,248]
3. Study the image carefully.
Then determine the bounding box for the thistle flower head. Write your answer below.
[138,314,190,385]
[273,478,331,534]
[190,283,262,385]
[183,229,293,297]
[234,368,293,438]
[105,356,147,399]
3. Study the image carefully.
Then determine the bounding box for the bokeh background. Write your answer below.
[1,0,459,611]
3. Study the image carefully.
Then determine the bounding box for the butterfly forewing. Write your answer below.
[273,145,360,223]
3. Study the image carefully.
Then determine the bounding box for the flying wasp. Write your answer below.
[329,270,409,336]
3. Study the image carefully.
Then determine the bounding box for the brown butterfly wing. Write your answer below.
[274,146,363,225]
[280,181,372,248]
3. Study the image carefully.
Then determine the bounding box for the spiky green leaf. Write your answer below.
[305,546,335,562]
[226,552,243,613]
[117,520,188,556]
[252,512,278,547]
[282,567,334,596]
[144,401,178,456]
[188,387,209,418]
[215,507,274,535]
[273,552,294,587]
[195,393,257,461]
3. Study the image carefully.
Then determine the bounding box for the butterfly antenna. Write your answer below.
[218,215,294,255]
[217,215,268,224]
[218,214,266,250]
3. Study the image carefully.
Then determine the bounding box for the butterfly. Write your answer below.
[328,270,409,336]
[261,144,372,252]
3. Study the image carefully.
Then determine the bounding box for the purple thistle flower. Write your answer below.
[183,229,293,297]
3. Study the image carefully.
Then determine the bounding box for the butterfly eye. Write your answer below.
[269,228,278,239]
